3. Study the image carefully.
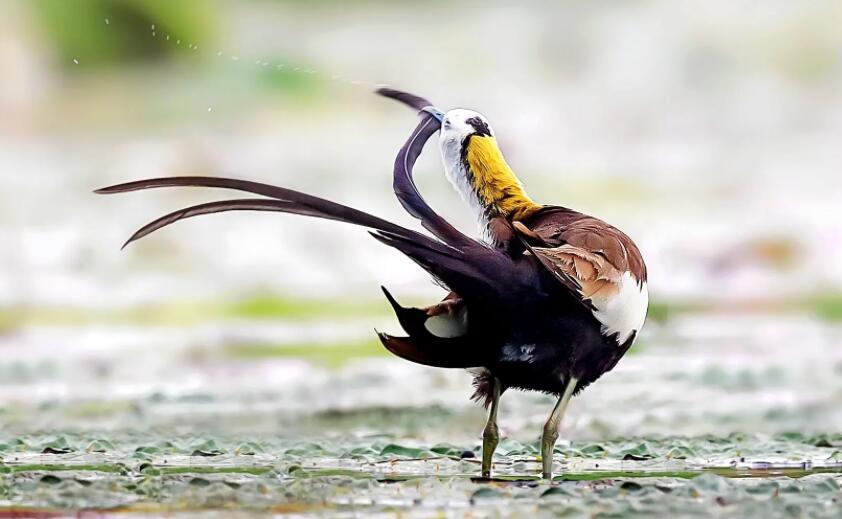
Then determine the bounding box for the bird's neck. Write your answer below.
[462,135,540,222]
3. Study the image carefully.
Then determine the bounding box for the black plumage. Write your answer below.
[97,89,648,479]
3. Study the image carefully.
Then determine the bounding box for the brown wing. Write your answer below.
[532,244,624,300]
[518,206,647,302]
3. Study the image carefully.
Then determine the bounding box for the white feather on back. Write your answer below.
[424,306,469,338]
[589,273,648,344]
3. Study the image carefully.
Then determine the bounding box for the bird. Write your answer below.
[96,88,648,480]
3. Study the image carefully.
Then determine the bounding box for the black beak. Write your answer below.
[377,87,444,124]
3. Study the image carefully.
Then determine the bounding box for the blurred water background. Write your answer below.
[1,1,842,514]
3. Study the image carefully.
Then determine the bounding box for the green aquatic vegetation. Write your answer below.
[430,443,469,456]
[2,431,842,514]
[1,459,841,515]
[234,442,264,455]
[553,470,701,481]
[84,439,115,453]
[379,444,432,458]
[140,465,275,476]
[189,438,225,457]
[38,436,75,454]
[3,463,129,474]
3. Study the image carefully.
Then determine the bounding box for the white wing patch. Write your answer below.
[424,306,469,338]
[589,273,648,344]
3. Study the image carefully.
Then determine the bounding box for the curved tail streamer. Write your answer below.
[95,176,439,248]
[95,89,514,369]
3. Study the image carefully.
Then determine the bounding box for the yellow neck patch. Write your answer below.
[463,136,540,221]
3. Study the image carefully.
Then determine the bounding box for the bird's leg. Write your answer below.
[481,377,502,478]
[541,376,578,480]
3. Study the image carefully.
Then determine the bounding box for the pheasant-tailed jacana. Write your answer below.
[96,89,648,479]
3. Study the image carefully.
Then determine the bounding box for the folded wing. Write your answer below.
[523,208,648,344]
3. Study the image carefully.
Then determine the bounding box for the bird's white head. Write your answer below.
[437,109,497,194]
[439,109,494,151]
[428,107,537,236]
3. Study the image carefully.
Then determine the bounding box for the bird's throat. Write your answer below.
[462,136,540,222]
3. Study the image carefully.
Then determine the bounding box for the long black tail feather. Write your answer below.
[95,176,437,246]
[95,89,526,370]
[376,87,435,113]
[95,175,497,298]
[116,198,311,249]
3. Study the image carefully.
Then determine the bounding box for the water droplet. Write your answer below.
[217,51,223,56]
[207,107,213,112]
[151,24,155,31]
[72,58,79,65]
[104,18,110,25]
[176,39,181,45]
[166,35,170,41]
[152,31,156,37]
[232,56,239,61]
